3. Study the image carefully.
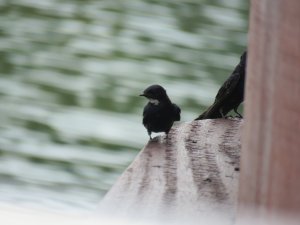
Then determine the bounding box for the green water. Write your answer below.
[0,0,249,211]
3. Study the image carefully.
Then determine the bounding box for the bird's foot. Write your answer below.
[225,115,242,120]
[235,114,243,119]
[147,131,152,140]
[233,108,243,118]
[149,136,160,143]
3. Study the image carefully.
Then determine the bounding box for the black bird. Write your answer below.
[140,85,181,139]
[196,51,247,120]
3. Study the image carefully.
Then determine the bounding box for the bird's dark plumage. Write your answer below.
[196,51,247,120]
[140,85,181,139]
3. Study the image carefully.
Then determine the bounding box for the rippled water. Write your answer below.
[0,0,248,211]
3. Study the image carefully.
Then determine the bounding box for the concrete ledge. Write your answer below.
[100,119,243,223]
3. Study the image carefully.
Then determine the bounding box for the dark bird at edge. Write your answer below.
[140,85,181,139]
[195,51,247,120]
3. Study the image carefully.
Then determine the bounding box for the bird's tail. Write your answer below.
[195,102,222,120]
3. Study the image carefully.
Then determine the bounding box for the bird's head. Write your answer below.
[139,84,169,104]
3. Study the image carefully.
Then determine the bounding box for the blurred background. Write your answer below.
[0,0,248,212]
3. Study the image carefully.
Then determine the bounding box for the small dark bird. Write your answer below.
[140,85,181,139]
[196,51,247,120]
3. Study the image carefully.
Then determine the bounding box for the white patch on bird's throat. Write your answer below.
[149,98,159,105]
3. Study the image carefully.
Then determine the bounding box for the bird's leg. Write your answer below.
[234,107,243,118]
[165,128,171,139]
[219,108,226,118]
[148,130,152,140]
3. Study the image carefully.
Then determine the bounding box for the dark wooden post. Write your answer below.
[238,0,300,221]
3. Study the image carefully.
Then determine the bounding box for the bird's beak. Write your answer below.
[139,94,145,97]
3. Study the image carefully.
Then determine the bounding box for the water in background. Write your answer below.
[0,0,249,211]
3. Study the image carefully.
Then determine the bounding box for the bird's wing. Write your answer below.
[215,51,246,102]
[172,103,181,121]
[195,72,240,120]
[214,72,241,103]
[196,51,247,120]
